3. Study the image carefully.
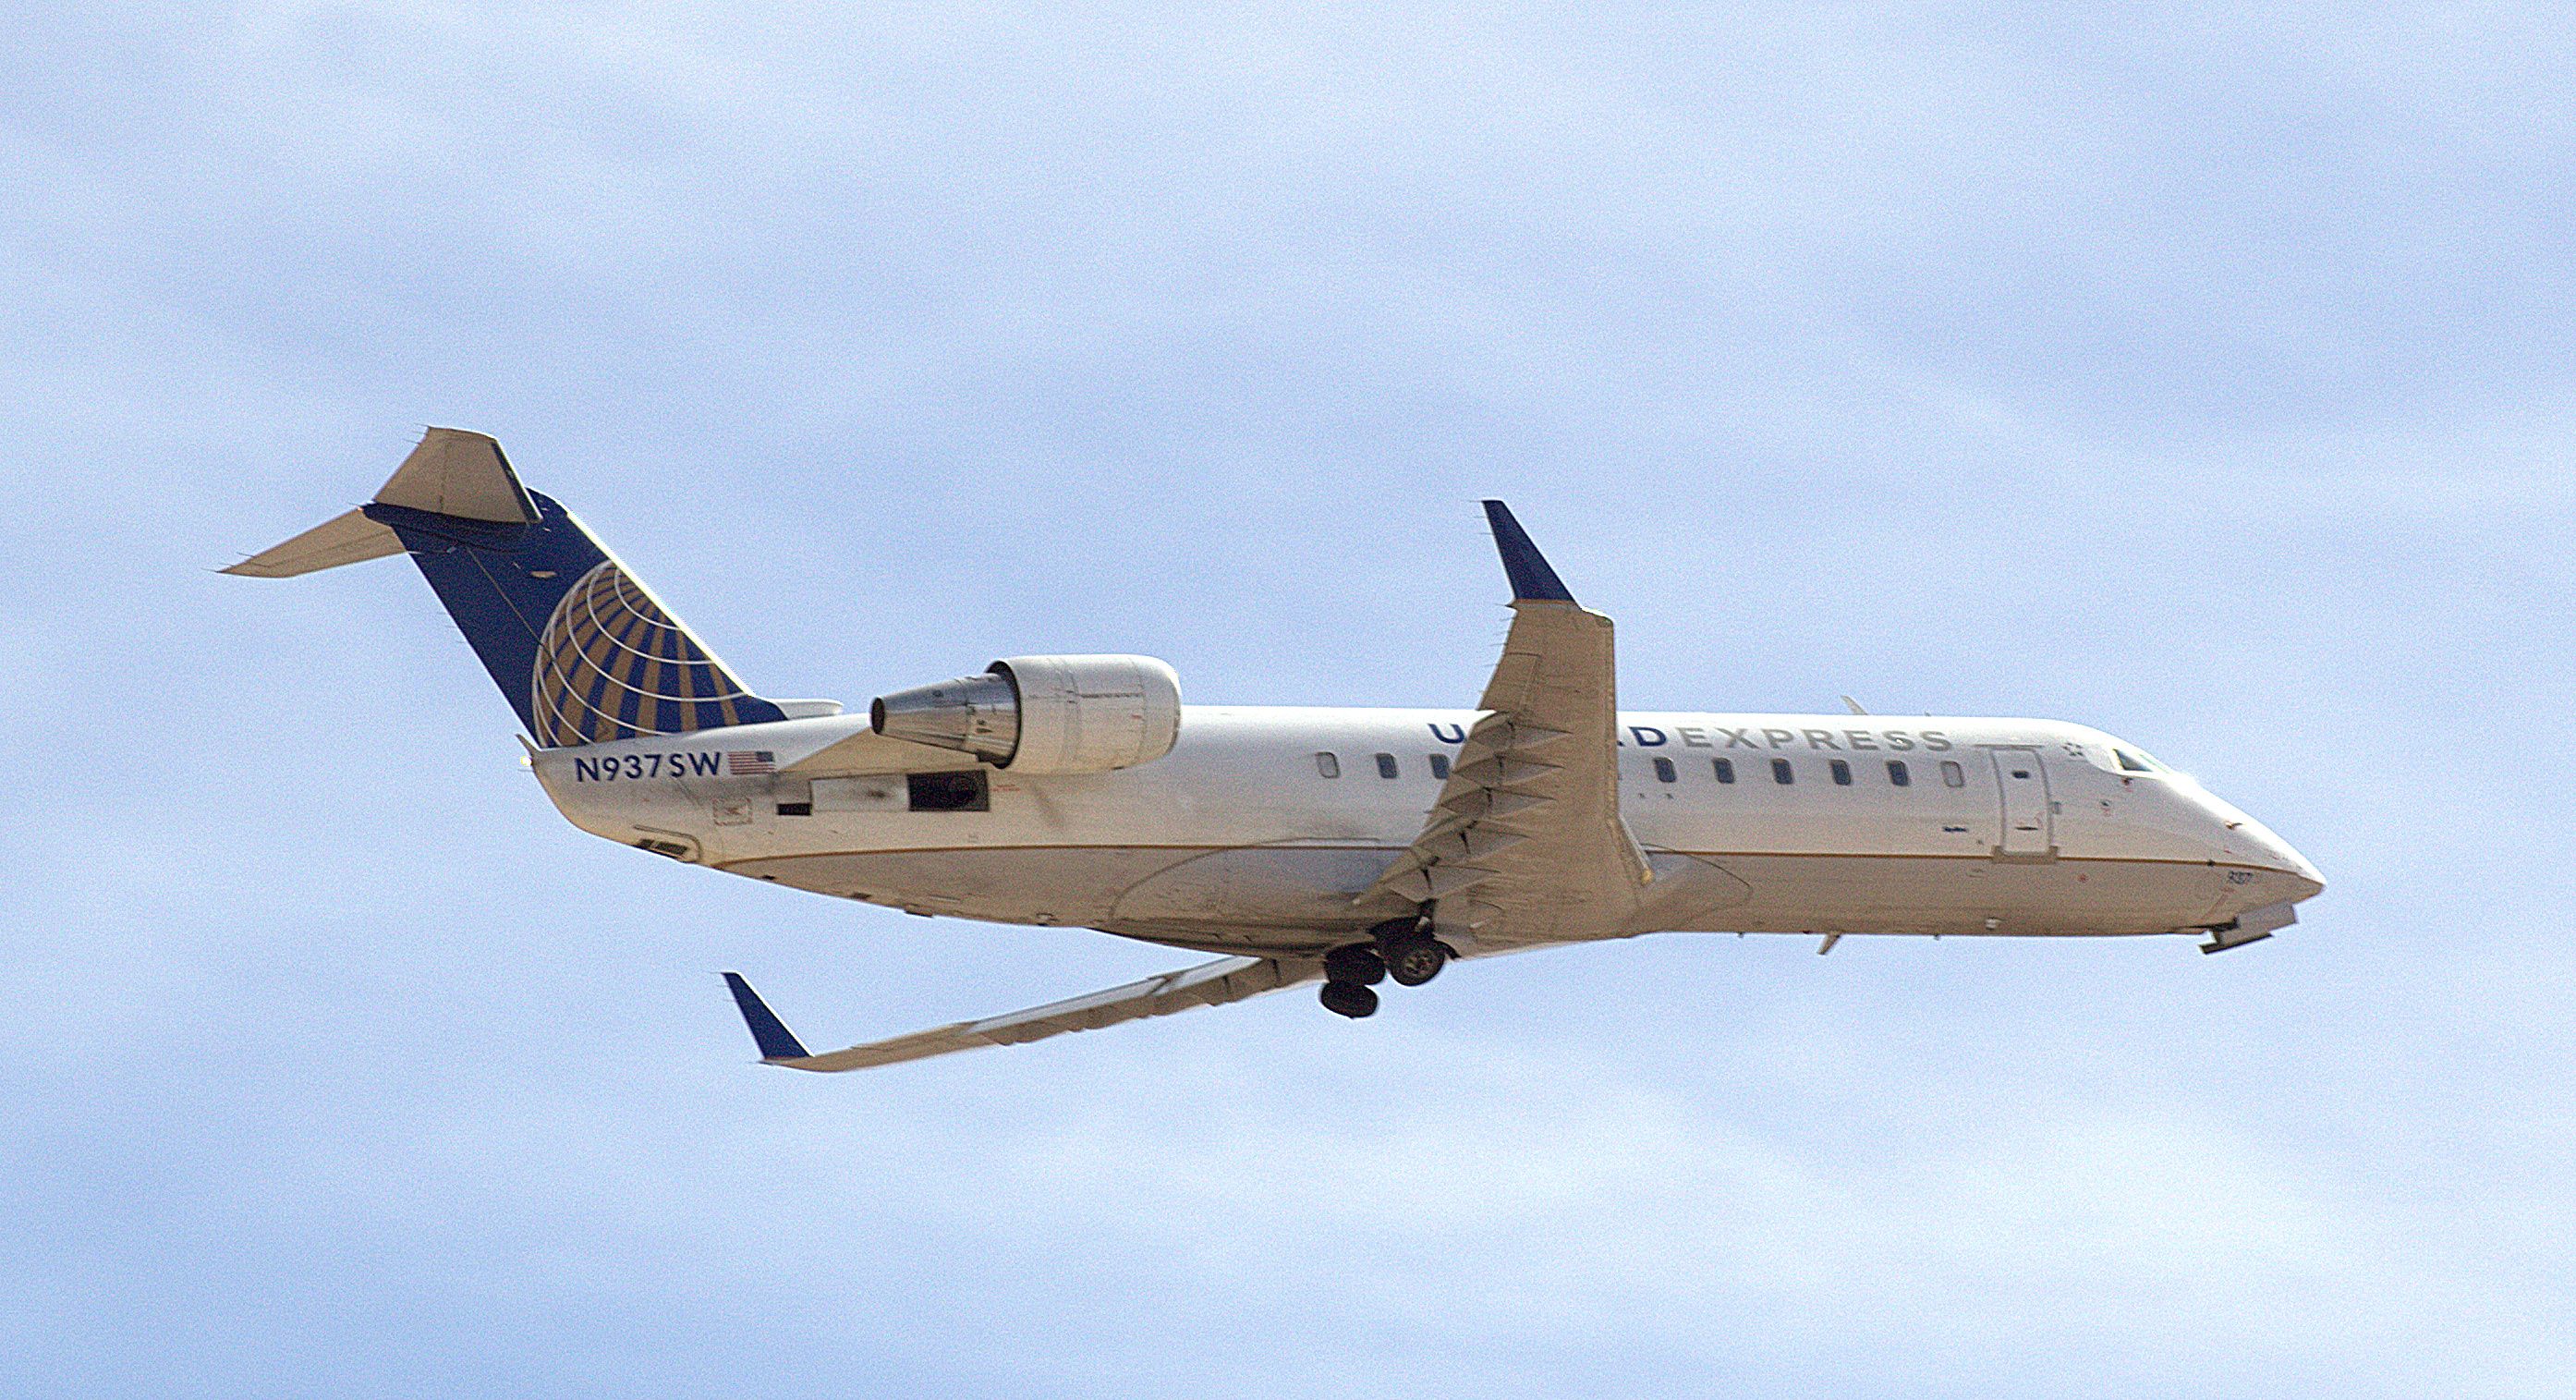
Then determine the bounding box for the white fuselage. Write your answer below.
[529,706,2324,960]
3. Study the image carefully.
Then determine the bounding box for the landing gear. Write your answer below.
[1319,980,1379,1018]
[1382,936,1449,987]
[1319,943,1385,1018]
[1318,911,1456,1018]
[1323,943,1387,986]
[1368,909,1451,988]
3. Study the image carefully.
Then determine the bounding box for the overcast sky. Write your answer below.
[5,6,2572,1396]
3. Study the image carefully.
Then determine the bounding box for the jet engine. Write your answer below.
[869,654,1181,774]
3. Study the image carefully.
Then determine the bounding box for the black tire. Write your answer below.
[1323,943,1387,986]
[1319,980,1379,1019]
[1383,937,1449,988]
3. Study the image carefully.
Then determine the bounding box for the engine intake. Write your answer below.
[869,654,1181,774]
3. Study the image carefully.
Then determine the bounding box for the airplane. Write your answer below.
[228,428,2326,1072]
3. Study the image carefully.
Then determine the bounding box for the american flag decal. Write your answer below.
[726,750,776,776]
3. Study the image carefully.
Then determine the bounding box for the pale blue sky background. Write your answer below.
[4,6,2571,1396]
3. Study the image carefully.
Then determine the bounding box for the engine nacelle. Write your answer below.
[869,654,1181,774]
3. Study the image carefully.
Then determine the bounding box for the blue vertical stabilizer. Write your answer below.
[226,428,785,746]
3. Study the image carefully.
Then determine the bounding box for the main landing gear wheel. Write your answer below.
[1323,943,1386,986]
[1381,937,1450,988]
[1319,980,1379,1018]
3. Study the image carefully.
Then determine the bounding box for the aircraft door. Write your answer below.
[1989,749,2054,856]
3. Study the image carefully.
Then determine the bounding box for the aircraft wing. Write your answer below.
[721,956,1325,1072]
[1356,501,1652,945]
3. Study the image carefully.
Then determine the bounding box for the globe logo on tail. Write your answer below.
[530,561,763,747]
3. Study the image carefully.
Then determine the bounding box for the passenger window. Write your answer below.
[1772,758,1794,785]
[1428,753,1451,779]
[906,771,990,812]
[1829,759,1853,785]
[1887,760,1910,787]
[1375,752,1399,779]
[1653,757,1676,784]
[1713,758,1735,785]
[1940,760,1965,787]
[1315,752,1340,779]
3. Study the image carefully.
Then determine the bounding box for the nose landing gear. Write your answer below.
[1317,910,1456,1016]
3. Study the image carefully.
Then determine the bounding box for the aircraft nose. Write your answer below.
[2253,831,2326,903]
[2202,793,2325,905]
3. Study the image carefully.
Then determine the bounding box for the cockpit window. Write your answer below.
[2115,749,2157,773]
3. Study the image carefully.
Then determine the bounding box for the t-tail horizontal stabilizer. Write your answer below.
[720,956,1326,1072]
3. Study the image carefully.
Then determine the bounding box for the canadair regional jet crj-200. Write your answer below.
[229,429,2325,1071]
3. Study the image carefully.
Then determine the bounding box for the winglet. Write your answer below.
[722,972,812,1062]
[1480,500,1575,603]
